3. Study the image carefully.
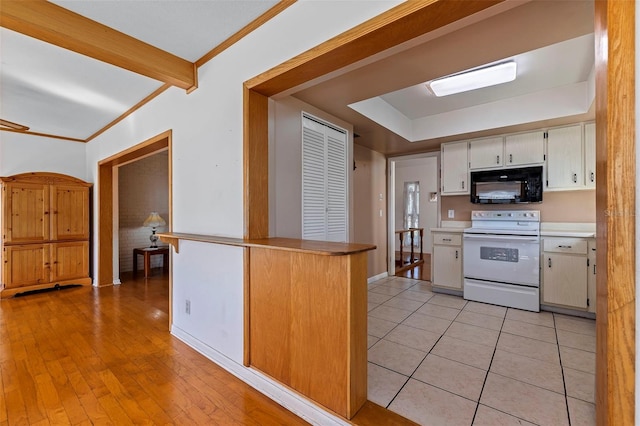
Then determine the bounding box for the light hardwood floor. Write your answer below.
[0,269,418,425]
[0,270,309,425]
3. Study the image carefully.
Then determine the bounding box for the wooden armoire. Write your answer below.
[1,172,92,298]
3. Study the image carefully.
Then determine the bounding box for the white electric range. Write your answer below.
[463,210,541,312]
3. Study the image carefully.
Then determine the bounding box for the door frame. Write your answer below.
[242,1,635,423]
[386,152,441,276]
[97,130,173,324]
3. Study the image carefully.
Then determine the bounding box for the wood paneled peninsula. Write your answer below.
[159,232,375,419]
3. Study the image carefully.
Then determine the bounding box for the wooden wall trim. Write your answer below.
[0,1,196,91]
[245,0,504,96]
[0,128,86,143]
[85,84,171,142]
[594,1,635,425]
[243,86,269,239]
[97,164,114,286]
[195,0,297,68]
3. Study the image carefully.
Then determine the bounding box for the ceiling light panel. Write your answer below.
[427,61,517,97]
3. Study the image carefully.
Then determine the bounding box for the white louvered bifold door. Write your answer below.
[325,127,347,242]
[302,115,347,242]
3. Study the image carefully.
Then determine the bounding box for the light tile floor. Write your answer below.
[368,276,596,426]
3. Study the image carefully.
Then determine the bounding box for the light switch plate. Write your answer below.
[448,209,455,218]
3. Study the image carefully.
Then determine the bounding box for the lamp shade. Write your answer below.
[143,212,166,228]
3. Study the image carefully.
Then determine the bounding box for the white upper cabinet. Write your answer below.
[469,137,504,170]
[441,141,469,195]
[584,122,596,189]
[546,125,584,190]
[504,131,545,166]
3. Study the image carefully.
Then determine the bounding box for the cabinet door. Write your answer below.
[469,137,503,170]
[50,185,90,241]
[504,131,545,166]
[587,239,596,313]
[584,122,596,189]
[51,241,89,282]
[432,245,462,289]
[3,244,50,289]
[547,125,584,190]
[441,141,469,195]
[542,253,588,308]
[3,182,50,243]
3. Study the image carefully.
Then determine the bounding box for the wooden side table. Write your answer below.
[133,247,169,278]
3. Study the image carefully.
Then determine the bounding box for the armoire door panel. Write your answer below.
[50,185,90,240]
[3,183,50,243]
[3,244,50,289]
[51,241,90,282]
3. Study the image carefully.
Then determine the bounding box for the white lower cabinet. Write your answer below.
[432,232,462,291]
[541,237,590,310]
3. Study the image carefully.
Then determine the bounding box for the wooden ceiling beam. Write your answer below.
[0,0,197,91]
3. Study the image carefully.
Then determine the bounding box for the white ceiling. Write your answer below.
[0,0,595,155]
[51,1,279,62]
[378,34,594,119]
[348,33,595,142]
[0,0,279,140]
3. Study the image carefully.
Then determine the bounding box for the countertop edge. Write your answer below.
[158,232,376,255]
[540,231,596,238]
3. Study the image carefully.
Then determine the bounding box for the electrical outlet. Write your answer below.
[185,299,191,315]
[448,209,455,219]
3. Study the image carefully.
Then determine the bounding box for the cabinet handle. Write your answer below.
[594,264,596,275]
[573,173,577,183]
[590,172,595,182]
[455,250,459,259]
[496,155,500,164]
[443,238,452,242]
[548,258,552,268]
[509,154,513,163]
[557,245,572,249]
[461,181,465,190]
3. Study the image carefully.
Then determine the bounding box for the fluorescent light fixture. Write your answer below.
[427,61,517,97]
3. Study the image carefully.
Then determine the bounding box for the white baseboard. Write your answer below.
[113,279,122,285]
[367,271,388,284]
[171,326,349,426]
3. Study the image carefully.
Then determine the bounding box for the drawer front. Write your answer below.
[433,233,461,246]
[543,237,588,254]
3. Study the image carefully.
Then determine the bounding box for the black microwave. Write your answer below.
[470,166,543,204]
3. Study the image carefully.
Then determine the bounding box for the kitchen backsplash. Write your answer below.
[441,190,595,223]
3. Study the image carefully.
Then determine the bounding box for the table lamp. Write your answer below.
[143,212,166,248]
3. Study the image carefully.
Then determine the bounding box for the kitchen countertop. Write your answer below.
[540,222,595,238]
[540,231,595,238]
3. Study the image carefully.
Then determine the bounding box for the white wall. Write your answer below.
[0,131,87,180]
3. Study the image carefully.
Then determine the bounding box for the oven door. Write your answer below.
[463,233,540,286]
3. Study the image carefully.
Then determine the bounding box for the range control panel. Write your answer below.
[471,210,540,221]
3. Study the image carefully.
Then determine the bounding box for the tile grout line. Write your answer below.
[383,294,466,411]
[553,312,573,426]
[373,280,435,410]
[469,307,507,425]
